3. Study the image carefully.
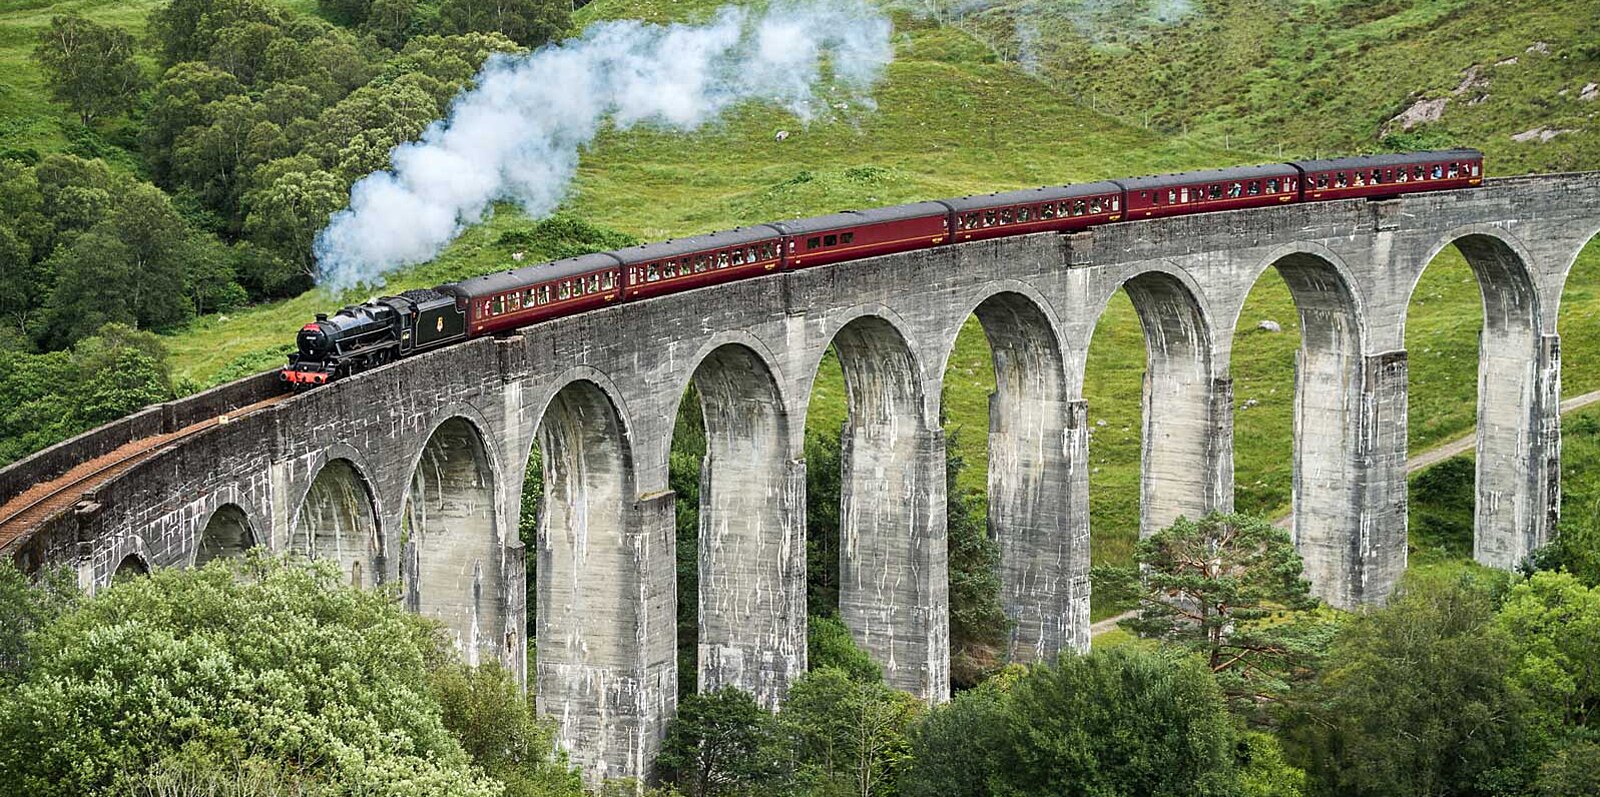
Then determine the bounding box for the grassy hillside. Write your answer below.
[952,0,1600,172]
[4,0,1598,612]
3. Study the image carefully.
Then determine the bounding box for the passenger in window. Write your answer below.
[1040,204,1055,219]
[807,237,821,249]
[647,264,659,282]
[1018,207,1031,222]
[999,209,1014,224]
[718,252,730,267]
[1267,179,1279,193]
[1397,170,1408,183]
[1209,185,1223,200]
[1448,164,1459,178]
[1167,190,1178,204]
[589,275,600,292]
[1090,198,1103,213]
[1431,164,1443,179]
[983,211,997,226]
[1336,173,1348,188]
[1316,175,1329,189]
[842,233,854,244]
[1073,200,1086,216]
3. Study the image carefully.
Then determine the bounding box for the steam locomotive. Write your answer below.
[283,150,1483,387]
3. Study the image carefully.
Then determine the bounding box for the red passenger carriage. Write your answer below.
[1293,150,1482,201]
[945,182,1123,242]
[1116,163,1301,220]
[771,202,950,269]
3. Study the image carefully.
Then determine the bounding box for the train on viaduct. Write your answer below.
[1,168,1597,783]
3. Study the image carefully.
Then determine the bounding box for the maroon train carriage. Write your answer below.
[771,202,950,270]
[1115,163,1301,220]
[619,226,783,301]
[945,181,1124,243]
[1293,149,1483,201]
[444,251,623,336]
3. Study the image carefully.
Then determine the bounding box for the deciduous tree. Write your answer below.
[436,0,569,48]
[33,15,145,126]
[659,687,782,797]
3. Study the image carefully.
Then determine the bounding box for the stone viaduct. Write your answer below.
[3,173,1598,782]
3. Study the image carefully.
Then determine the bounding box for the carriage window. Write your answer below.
[524,289,536,306]
[509,293,522,311]
[1017,207,1031,222]
[983,211,997,226]
[1335,172,1349,188]
[1111,196,1120,210]
[807,237,821,249]
[1073,200,1087,215]
[1248,181,1261,196]
[588,275,600,292]
[731,249,744,266]
[1040,203,1055,219]
[1471,163,1480,176]
[1448,164,1460,178]
[1431,164,1443,179]
[1090,198,1103,213]
[540,286,551,304]
[1354,172,1366,186]
[1396,169,1409,183]
[717,252,730,268]
[962,213,978,229]
[842,233,854,244]
[491,296,504,315]
[1179,187,1190,203]
[820,235,834,248]
[1316,174,1329,189]
[1209,185,1223,200]
[1228,182,1243,198]
[646,264,659,282]
[1167,190,1178,204]
[1267,179,1279,193]
[558,282,570,300]
[602,272,614,290]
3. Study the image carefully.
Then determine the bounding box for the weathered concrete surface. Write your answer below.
[7,173,1599,782]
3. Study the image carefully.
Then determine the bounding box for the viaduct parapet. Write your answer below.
[3,174,1598,782]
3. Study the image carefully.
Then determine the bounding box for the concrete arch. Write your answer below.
[1408,227,1546,569]
[940,288,1084,664]
[1113,268,1230,539]
[404,415,506,667]
[533,377,655,778]
[813,312,948,698]
[194,504,256,567]
[1241,247,1368,607]
[289,457,382,589]
[682,343,804,707]
[114,552,149,578]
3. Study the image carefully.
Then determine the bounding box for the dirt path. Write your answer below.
[1090,388,1600,639]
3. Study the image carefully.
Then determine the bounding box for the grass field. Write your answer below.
[5,0,1600,615]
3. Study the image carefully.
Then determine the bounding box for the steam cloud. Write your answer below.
[314,1,894,290]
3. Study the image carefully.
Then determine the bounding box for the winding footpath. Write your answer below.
[1088,388,1600,639]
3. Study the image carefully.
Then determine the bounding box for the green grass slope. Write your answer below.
[953,0,1600,172]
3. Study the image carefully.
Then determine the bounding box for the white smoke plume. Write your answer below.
[314,1,894,290]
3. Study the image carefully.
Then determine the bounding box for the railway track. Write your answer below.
[0,394,290,552]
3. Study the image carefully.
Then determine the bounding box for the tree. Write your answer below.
[902,668,1016,797]
[1285,571,1530,797]
[805,429,843,615]
[430,661,584,797]
[242,163,346,278]
[366,0,422,49]
[806,614,881,683]
[1497,571,1600,735]
[0,555,502,796]
[435,0,570,48]
[779,667,921,797]
[943,428,1008,688]
[659,687,782,797]
[0,561,77,687]
[993,647,1238,797]
[1094,512,1326,715]
[148,0,285,67]
[141,62,247,182]
[33,16,145,126]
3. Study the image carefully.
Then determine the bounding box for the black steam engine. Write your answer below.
[283,289,467,387]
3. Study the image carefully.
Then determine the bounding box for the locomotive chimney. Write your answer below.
[315,313,328,322]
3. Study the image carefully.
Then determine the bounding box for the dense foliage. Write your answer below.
[0,555,581,797]
[1096,512,1332,718]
